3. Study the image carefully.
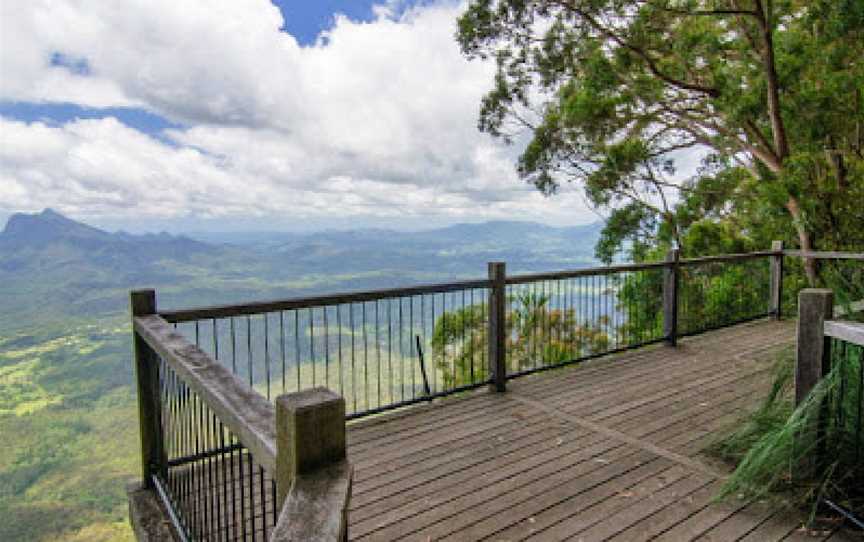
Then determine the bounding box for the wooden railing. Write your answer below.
[131,245,861,540]
[154,246,787,420]
[795,289,864,528]
[132,290,351,541]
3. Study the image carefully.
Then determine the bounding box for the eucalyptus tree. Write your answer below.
[432,293,609,387]
[457,0,864,281]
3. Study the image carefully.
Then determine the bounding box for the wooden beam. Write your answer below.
[663,249,680,346]
[795,289,834,405]
[272,461,352,542]
[824,320,864,347]
[131,289,163,488]
[159,279,492,323]
[783,250,864,261]
[273,388,351,541]
[275,388,346,506]
[488,262,507,392]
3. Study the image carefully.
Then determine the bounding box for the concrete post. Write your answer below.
[770,241,784,319]
[487,262,507,392]
[131,289,163,488]
[795,289,834,405]
[663,249,680,346]
[275,388,347,507]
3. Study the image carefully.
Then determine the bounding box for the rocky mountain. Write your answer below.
[0,208,216,273]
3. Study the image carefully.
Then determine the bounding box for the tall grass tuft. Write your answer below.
[711,341,864,523]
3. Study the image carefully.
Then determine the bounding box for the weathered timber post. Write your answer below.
[130,289,164,488]
[275,388,350,541]
[488,262,507,392]
[795,288,834,405]
[770,240,785,320]
[663,249,680,347]
[794,288,835,477]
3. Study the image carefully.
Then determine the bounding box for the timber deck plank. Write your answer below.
[342,320,857,540]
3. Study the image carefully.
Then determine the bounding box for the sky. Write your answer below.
[0,0,600,233]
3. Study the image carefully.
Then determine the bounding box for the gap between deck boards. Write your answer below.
[507,392,724,479]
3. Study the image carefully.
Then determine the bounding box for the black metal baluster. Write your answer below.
[230,317,237,375]
[398,299,405,403]
[409,297,415,400]
[309,308,316,387]
[362,302,368,411]
[350,303,356,412]
[246,316,253,387]
[375,300,381,407]
[387,300,393,405]
[219,419,229,542]
[280,312,286,395]
[229,431,238,541]
[206,406,216,540]
[264,314,271,400]
[259,465,267,540]
[238,441,247,542]
[247,448,256,542]
[294,311,301,392]
[213,318,219,361]
[324,306,330,390]
[469,289,475,383]
[337,305,344,397]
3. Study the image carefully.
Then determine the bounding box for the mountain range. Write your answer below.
[0,209,602,331]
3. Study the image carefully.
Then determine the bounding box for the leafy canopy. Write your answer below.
[457,0,864,267]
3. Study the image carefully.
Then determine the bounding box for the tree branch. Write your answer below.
[753,0,789,160]
[557,0,721,98]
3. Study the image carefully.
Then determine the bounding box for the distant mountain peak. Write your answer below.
[1,208,110,245]
[40,208,63,217]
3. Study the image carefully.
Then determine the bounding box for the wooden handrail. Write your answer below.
[784,250,864,261]
[158,279,493,322]
[155,247,862,324]
[824,320,864,347]
[133,314,277,474]
[271,461,352,542]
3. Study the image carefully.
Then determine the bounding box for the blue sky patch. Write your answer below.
[0,2,434,144]
[0,102,183,145]
[49,52,91,76]
[274,0,436,45]
[275,0,380,45]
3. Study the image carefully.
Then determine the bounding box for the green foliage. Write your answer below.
[432,292,610,386]
[709,348,795,464]
[713,343,864,519]
[0,321,138,541]
[458,0,864,271]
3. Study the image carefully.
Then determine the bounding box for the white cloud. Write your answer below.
[0,1,597,228]
[0,116,592,226]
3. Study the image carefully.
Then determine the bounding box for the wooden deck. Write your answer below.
[345,320,859,541]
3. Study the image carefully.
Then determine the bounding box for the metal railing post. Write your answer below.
[663,249,680,346]
[488,262,507,392]
[130,289,164,488]
[770,240,784,319]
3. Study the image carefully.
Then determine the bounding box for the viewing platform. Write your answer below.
[126,247,863,541]
[344,319,846,541]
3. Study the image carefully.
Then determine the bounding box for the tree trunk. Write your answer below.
[785,196,818,285]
